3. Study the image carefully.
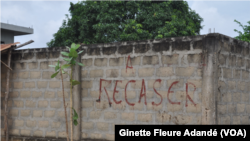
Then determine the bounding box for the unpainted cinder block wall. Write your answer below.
[217,35,250,124]
[1,33,249,141]
[1,49,73,139]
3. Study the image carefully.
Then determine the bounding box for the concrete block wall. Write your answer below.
[1,48,73,139]
[1,33,249,141]
[217,35,250,124]
[79,36,204,140]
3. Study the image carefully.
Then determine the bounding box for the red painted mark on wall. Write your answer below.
[185,82,197,107]
[199,53,206,68]
[126,55,133,73]
[167,64,173,67]
[152,79,162,106]
[96,79,112,107]
[96,79,197,107]
[138,79,147,105]
[113,80,122,104]
[125,80,136,106]
[167,81,181,105]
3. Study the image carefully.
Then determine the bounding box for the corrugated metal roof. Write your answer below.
[0,42,20,52]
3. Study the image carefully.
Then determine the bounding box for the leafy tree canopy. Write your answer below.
[234,20,250,42]
[47,0,204,47]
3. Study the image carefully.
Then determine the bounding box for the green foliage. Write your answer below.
[234,20,250,42]
[72,108,78,126]
[71,79,81,86]
[61,44,84,67]
[61,64,71,70]
[51,72,59,78]
[50,60,61,78]
[49,43,84,127]
[55,61,60,72]
[52,43,84,88]
[47,1,203,47]
[61,52,69,56]
[49,65,56,67]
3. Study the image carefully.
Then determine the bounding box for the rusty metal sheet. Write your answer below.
[0,42,20,51]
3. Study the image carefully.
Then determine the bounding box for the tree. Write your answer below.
[47,0,203,47]
[234,20,250,42]
[49,43,84,141]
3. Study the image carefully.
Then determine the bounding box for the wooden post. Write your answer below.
[4,48,12,141]
[1,60,12,71]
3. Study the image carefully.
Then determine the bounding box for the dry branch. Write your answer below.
[60,68,70,141]
[14,40,34,49]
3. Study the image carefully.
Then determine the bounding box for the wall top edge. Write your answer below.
[12,34,206,53]
[11,33,249,54]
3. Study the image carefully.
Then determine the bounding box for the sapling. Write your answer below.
[49,61,70,141]
[49,43,84,141]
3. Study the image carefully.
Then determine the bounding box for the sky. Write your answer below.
[1,0,250,50]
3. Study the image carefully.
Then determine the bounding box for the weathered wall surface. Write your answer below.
[79,36,204,140]
[217,35,250,124]
[1,48,73,139]
[1,33,248,141]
